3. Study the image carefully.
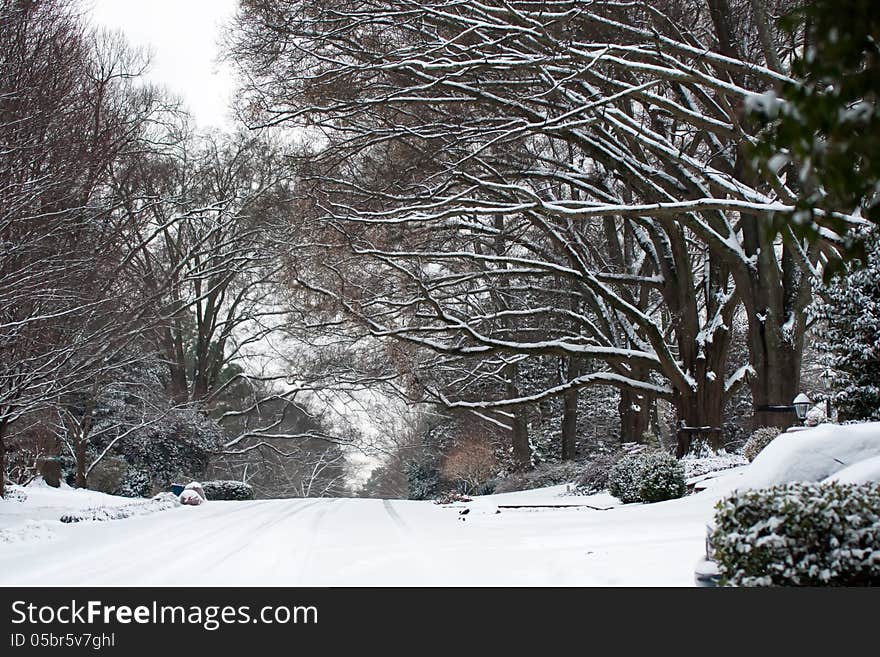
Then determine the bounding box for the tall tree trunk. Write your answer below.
[505,362,531,470]
[74,428,87,488]
[675,379,726,457]
[619,388,651,444]
[561,356,579,460]
[0,417,7,498]
[747,316,805,430]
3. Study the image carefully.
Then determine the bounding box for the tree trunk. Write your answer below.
[747,321,804,430]
[674,381,726,457]
[511,406,531,471]
[75,429,87,489]
[561,356,579,460]
[505,363,531,470]
[0,418,7,498]
[619,388,651,444]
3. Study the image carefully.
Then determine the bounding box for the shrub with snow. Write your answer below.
[608,451,686,503]
[494,460,586,494]
[711,482,880,586]
[742,426,782,462]
[184,481,206,499]
[405,460,439,501]
[1,484,27,503]
[60,495,180,524]
[179,489,204,506]
[680,450,748,479]
[201,480,254,501]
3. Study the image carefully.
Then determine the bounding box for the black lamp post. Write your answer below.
[793,393,811,423]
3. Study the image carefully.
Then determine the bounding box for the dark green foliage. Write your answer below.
[405,460,439,501]
[37,458,62,487]
[813,234,880,420]
[712,482,880,586]
[608,451,686,503]
[751,0,880,264]
[202,480,254,500]
[742,426,783,462]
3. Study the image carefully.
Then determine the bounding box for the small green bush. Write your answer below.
[608,451,686,503]
[742,426,782,462]
[201,480,254,501]
[88,456,128,494]
[711,482,880,586]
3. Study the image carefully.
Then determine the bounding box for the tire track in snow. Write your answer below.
[18,500,270,586]
[382,499,412,533]
[376,499,443,582]
[198,498,326,577]
[281,497,348,585]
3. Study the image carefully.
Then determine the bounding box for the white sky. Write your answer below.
[89,0,239,130]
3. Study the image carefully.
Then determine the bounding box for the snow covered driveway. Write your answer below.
[0,485,723,586]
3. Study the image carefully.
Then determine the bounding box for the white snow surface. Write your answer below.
[713,422,880,495]
[824,455,880,485]
[3,422,879,586]
[1,481,719,586]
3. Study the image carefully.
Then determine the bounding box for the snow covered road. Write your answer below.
[0,484,724,586]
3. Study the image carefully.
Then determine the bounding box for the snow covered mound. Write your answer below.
[824,455,880,485]
[60,494,180,524]
[726,422,880,492]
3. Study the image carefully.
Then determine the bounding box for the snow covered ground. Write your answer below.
[0,480,728,587]
[2,422,877,587]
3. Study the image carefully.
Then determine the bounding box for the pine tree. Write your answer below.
[813,235,880,421]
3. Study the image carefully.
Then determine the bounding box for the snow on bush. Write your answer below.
[60,493,180,524]
[495,460,584,494]
[711,482,880,586]
[201,480,254,501]
[608,451,686,503]
[742,427,782,462]
[680,451,748,479]
[184,481,206,499]
[179,489,204,506]
[1,484,28,503]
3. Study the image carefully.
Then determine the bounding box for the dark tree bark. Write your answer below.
[561,357,579,460]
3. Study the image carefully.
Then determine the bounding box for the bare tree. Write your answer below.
[0,0,164,495]
[230,0,850,459]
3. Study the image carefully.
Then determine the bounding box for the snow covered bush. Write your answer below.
[574,451,630,494]
[608,451,686,503]
[680,451,748,479]
[179,489,204,506]
[494,460,585,494]
[87,456,128,494]
[636,452,688,502]
[184,481,206,499]
[60,495,180,523]
[742,427,782,462]
[1,484,27,503]
[201,480,254,500]
[711,482,880,586]
[405,460,439,500]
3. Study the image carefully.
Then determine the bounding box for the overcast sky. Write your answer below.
[89,0,239,130]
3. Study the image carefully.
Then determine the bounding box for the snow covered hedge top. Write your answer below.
[711,482,880,586]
